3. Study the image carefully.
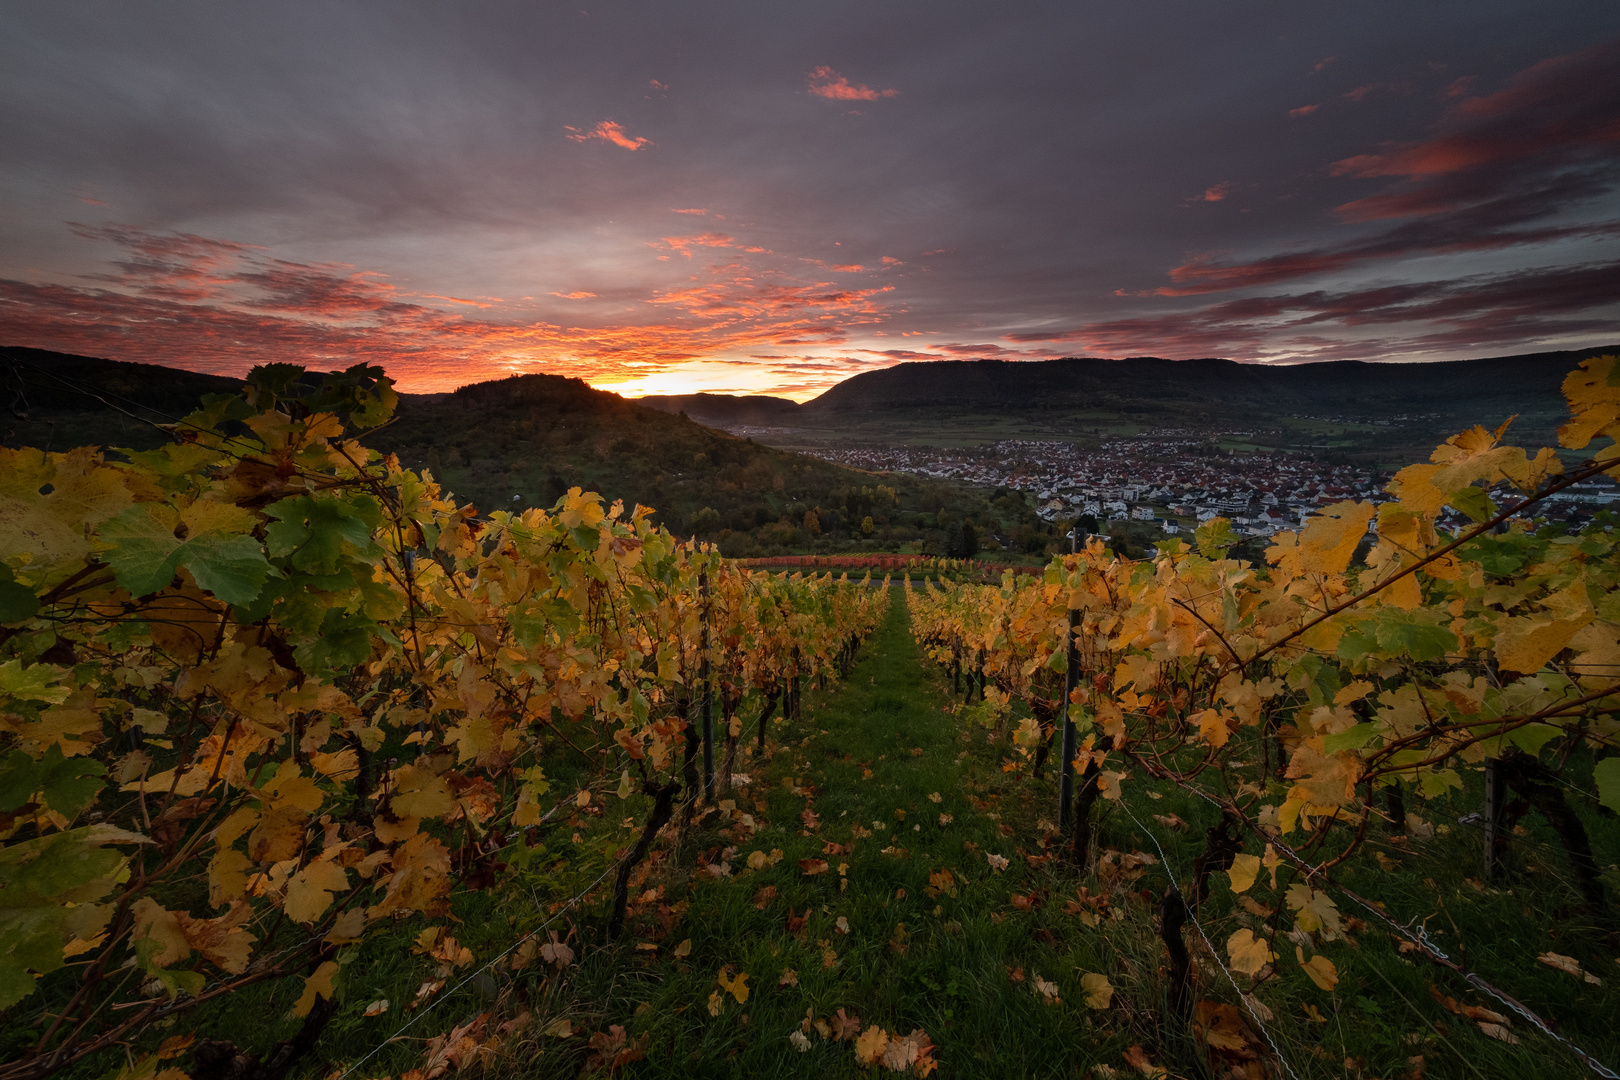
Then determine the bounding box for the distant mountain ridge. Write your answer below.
[797,350,1614,418]
[636,392,799,428]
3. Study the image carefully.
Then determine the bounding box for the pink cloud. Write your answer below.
[550,291,596,299]
[808,66,898,102]
[0,224,917,397]
[1287,104,1320,119]
[564,120,651,151]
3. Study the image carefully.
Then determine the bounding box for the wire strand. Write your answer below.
[1116,795,1306,1080]
[334,858,619,1080]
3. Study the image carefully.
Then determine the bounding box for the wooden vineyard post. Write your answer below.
[701,571,714,804]
[1483,757,1503,880]
[1059,527,1079,831]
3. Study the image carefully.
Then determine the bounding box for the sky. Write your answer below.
[2,2,1618,401]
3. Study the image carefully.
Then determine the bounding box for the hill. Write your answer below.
[770,347,1615,458]
[636,392,800,429]
[0,347,1022,559]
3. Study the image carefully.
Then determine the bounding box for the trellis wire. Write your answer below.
[1116,795,1306,1080]
[1168,781,1620,1080]
[335,857,619,1080]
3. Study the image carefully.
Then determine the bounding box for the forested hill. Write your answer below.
[636,391,799,428]
[0,347,1006,558]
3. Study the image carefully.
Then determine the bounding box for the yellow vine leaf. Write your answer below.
[1269,501,1375,577]
[130,898,191,968]
[1226,929,1275,976]
[207,848,252,908]
[1494,613,1590,674]
[292,959,339,1018]
[1285,883,1343,940]
[391,765,456,820]
[1559,354,1620,449]
[283,860,350,923]
[1296,946,1339,991]
[1196,708,1232,749]
[0,446,133,572]
[1226,853,1261,894]
[248,806,307,864]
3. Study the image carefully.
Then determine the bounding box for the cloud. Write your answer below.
[651,232,769,258]
[1159,39,1620,293]
[1198,183,1230,203]
[564,120,651,150]
[1006,259,1620,362]
[1287,104,1319,119]
[0,223,916,396]
[808,66,897,102]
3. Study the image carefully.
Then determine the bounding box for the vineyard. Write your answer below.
[0,358,1618,1079]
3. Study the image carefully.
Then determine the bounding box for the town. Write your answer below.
[807,434,1620,543]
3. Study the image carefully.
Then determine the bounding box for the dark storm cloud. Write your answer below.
[0,2,1617,395]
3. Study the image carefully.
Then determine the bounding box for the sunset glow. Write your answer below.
[1,6,1616,397]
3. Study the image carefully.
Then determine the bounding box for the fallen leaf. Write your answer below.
[830,1007,862,1041]
[1536,952,1585,978]
[1122,1044,1168,1079]
[1295,946,1339,991]
[1082,972,1113,1009]
[1478,1021,1519,1044]
[780,968,799,987]
[789,1029,811,1052]
[1227,929,1276,977]
[835,915,850,934]
[800,858,830,875]
[987,853,1009,871]
[754,885,779,909]
[673,939,692,958]
[718,968,750,1004]
[1195,1000,1254,1054]
[854,1025,889,1065]
[1034,975,1061,1004]
[363,999,389,1017]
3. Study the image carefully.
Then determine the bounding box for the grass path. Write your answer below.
[549,588,1136,1079]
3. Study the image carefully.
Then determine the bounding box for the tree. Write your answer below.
[961,521,979,558]
[689,506,724,534]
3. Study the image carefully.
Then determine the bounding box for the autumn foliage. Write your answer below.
[0,363,884,1080]
[909,355,1620,1019]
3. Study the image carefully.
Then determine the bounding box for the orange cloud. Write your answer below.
[651,233,769,258]
[2,223,917,398]
[550,291,597,299]
[808,66,897,102]
[565,120,651,150]
[1287,104,1319,119]
[1200,183,1230,202]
